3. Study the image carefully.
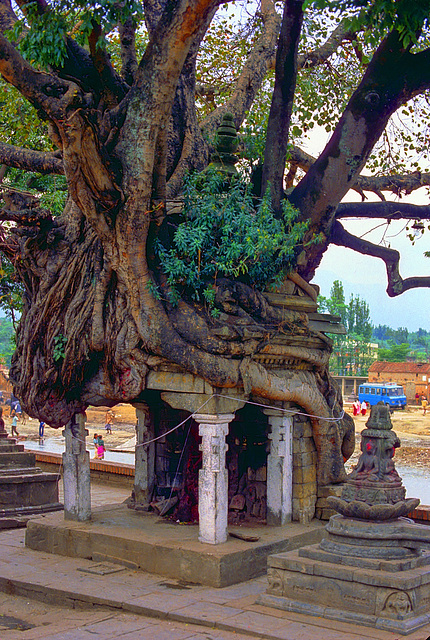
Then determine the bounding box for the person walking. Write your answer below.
[11,410,19,437]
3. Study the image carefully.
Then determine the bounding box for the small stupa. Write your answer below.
[260,402,430,635]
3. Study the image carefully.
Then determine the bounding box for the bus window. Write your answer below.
[365,387,369,393]
[381,389,386,395]
[371,388,375,394]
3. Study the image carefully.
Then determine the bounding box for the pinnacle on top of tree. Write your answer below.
[0,0,430,485]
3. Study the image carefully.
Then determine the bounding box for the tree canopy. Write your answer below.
[2,0,430,484]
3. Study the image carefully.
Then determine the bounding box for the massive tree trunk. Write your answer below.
[2,0,430,485]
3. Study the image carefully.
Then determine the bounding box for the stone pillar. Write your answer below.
[133,403,155,508]
[62,413,91,521]
[341,377,346,400]
[264,409,293,526]
[195,413,233,545]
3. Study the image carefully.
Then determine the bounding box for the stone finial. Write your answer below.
[327,401,419,520]
[208,112,239,176]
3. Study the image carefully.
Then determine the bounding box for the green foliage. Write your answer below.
[378,342,410,361]
[304,0,430,47]
[155,169,308,309]
[0,318,14,367]
[53,334,67,362]
[10,0,143,69]
[319,280,374,375]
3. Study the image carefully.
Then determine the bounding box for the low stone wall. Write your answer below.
[34,452,135,488]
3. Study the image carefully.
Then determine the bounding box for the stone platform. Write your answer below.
[25,503,325,587]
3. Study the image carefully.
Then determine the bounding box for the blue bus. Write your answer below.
[358,383,407,410]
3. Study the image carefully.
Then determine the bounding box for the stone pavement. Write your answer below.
[1,484,430,639]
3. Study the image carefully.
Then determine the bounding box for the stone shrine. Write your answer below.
[260,402,430,635]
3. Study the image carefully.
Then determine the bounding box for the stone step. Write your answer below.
[0,451,36,468]
[0,466,42,477]
[0,502,63,520]
[0,442,24,452]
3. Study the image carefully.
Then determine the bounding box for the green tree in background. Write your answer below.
[319,280,374,375]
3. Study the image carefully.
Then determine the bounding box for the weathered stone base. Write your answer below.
[25,503,325,587]
[259,516,430,635]
[0,470,60,509]
[259,591,430,635]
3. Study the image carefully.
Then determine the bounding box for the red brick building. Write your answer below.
[368,361,430,402]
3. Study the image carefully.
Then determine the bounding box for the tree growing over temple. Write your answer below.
[1,0,430,485]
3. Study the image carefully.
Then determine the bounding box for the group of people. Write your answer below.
[352,399,367,416]
[93,433,106,459]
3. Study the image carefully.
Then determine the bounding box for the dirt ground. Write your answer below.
[4,402,430,470]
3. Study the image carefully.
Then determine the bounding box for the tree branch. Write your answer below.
[0,142,64,174]
[14,0,126,101]
[0,0,17,34]
[261,0,304,210]
[287,28,430,280]
[0,207,52,224]
[0,33,74,120]
[336,200,430,220]
[87,22,128,106]
[331,220,430,296]
[297,18,354,70]
[118,16,138,85]
[289,145,430,198]
[201,0,281,137]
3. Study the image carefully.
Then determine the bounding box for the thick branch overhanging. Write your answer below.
[0,33,76,120]
[336,201,430,220]
[289,145,430,199]
[261,0,304,210]
[331,220,430,296]
[201,0,281,136]
[0,142,63,175]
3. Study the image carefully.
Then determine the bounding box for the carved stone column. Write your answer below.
[195,413,233,545]
[132,403,155,509]
[264,409,293,526]
[62,412,91,521]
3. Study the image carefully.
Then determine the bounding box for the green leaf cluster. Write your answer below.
[53,333,67,362]
[155,169,308,310]
[10,0,143,69]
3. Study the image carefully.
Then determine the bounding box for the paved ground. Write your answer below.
[1,484,430,639]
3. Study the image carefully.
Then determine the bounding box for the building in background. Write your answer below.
[368,361,430,402]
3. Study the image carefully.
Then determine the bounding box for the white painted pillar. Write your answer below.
[195,413,233,545]
[133,404,155,508]
[62,412,91,521]
[264,409,293,526]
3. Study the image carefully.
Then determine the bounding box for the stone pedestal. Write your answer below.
[261,515,430,634]
[264,410,293,526]
[195,413,232,545]
[260,403,430,635]
[62,413,91,522]
[131,404,155,509]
